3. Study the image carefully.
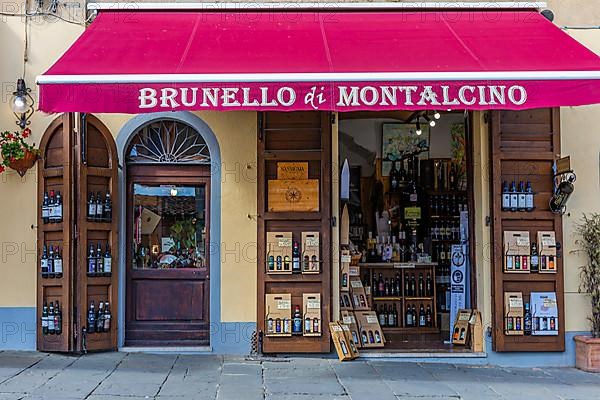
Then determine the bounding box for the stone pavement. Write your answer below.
[0,351,599,400]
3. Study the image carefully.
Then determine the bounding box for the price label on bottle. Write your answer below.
[366,315,378,324]
[341,254,352,263]
[306,237,319,247]
[277,300,291,310]
[278,238,292,247]
[307,300,320,309]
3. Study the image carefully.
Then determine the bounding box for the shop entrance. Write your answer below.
[339,110,474,352]
[124,120,211,347]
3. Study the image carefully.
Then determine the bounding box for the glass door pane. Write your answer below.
[132,184,207,270]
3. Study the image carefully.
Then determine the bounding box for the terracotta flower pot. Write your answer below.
[8,149,39,177]
[574,335,600,372]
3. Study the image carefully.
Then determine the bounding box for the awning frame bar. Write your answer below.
[87,2,548,11]
[37,70,600,85]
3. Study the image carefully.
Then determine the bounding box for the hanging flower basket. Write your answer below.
[8,148,40,177]
[0,128,40,177]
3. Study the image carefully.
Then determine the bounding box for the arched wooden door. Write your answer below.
[124,119,211,347]
[37,113,119,352]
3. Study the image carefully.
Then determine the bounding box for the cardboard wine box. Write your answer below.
[503,231,530,273]
[265,294,292,337]
[531,292,559,336]
[329,322,357,361]
[452,309,472,345]
[349,277,370,311]
[469,310,484,352]
[537,231,558,273]
[340,292,353,311]
[266,232,293,274]
[277,162,309,180]
[267,179,319,212]
[302,232,320,274]
[340,323,359,358]
[504,292,524,335]
[303,293,322,337]
[341,310,361,348]
[355,311,385,348]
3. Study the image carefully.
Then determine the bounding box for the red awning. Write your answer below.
[38,9,600,113]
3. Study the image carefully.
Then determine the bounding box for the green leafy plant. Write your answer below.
[574,213,600,338]
[0,128,38,173]
[169,218,196,250]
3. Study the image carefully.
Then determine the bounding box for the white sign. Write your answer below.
[138,84,528,110]
[449,244,468,340]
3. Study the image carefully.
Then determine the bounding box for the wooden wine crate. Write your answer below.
[277,162,309,180]
[267,179,319,212]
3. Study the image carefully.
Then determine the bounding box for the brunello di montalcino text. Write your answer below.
[138,84,528,109]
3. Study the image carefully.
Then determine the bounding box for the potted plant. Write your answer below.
[0,128,40,177]
[574,213,600,372]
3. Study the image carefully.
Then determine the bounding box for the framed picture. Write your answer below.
[381,123,430,176]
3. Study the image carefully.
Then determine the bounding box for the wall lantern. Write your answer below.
[11,78,35,129]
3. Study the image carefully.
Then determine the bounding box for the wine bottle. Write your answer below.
[88,193,96,221]
[54,246,63,278]
[41,245,49,278]
[104,192,112,222]
[42,192,50,224]
[104,244,112,276]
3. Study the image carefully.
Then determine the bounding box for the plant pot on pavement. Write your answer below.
[574,335,600,372]
[8,149,39,177]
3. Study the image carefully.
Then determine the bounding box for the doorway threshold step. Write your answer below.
[359,351,487,358]
[119,346,212,354]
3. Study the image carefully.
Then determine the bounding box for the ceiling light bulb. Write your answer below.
[434,111,441,120]
[429,120,436,127]
[170,188,178,196]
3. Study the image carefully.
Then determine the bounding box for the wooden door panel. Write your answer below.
[75,114,120,352]
[490,108,565,352]
[133,280,205,321]
[125,165,211,346]
[37,114,74,352]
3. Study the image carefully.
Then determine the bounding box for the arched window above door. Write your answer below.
[126,119,211,164]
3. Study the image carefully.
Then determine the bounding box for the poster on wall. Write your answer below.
[381,124,430,176]
[450,123,467,190]
[449,244,468,341]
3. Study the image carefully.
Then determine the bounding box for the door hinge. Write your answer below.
[80,113,87,165]
[331,113,336,125]
[485,216,491,226]
[331,216,337,227]
[257,113,264,142]
[74,223,79,239]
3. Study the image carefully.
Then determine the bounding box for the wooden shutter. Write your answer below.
[74,114,120,352]
[37,113,119,353]
[490,108,565,352]
[257,111,332,353]
[37,114,75,352]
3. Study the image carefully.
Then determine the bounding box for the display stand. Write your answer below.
[257,112,332,353]
[37,113,119,353]
[490,109,565,352]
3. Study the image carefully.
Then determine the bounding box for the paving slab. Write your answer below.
[0,394,26,400]
[92,353,177,397]
[26,352,126,399]
[0,352,47,384]
[157,355,220,398]
[0,353,77,394]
